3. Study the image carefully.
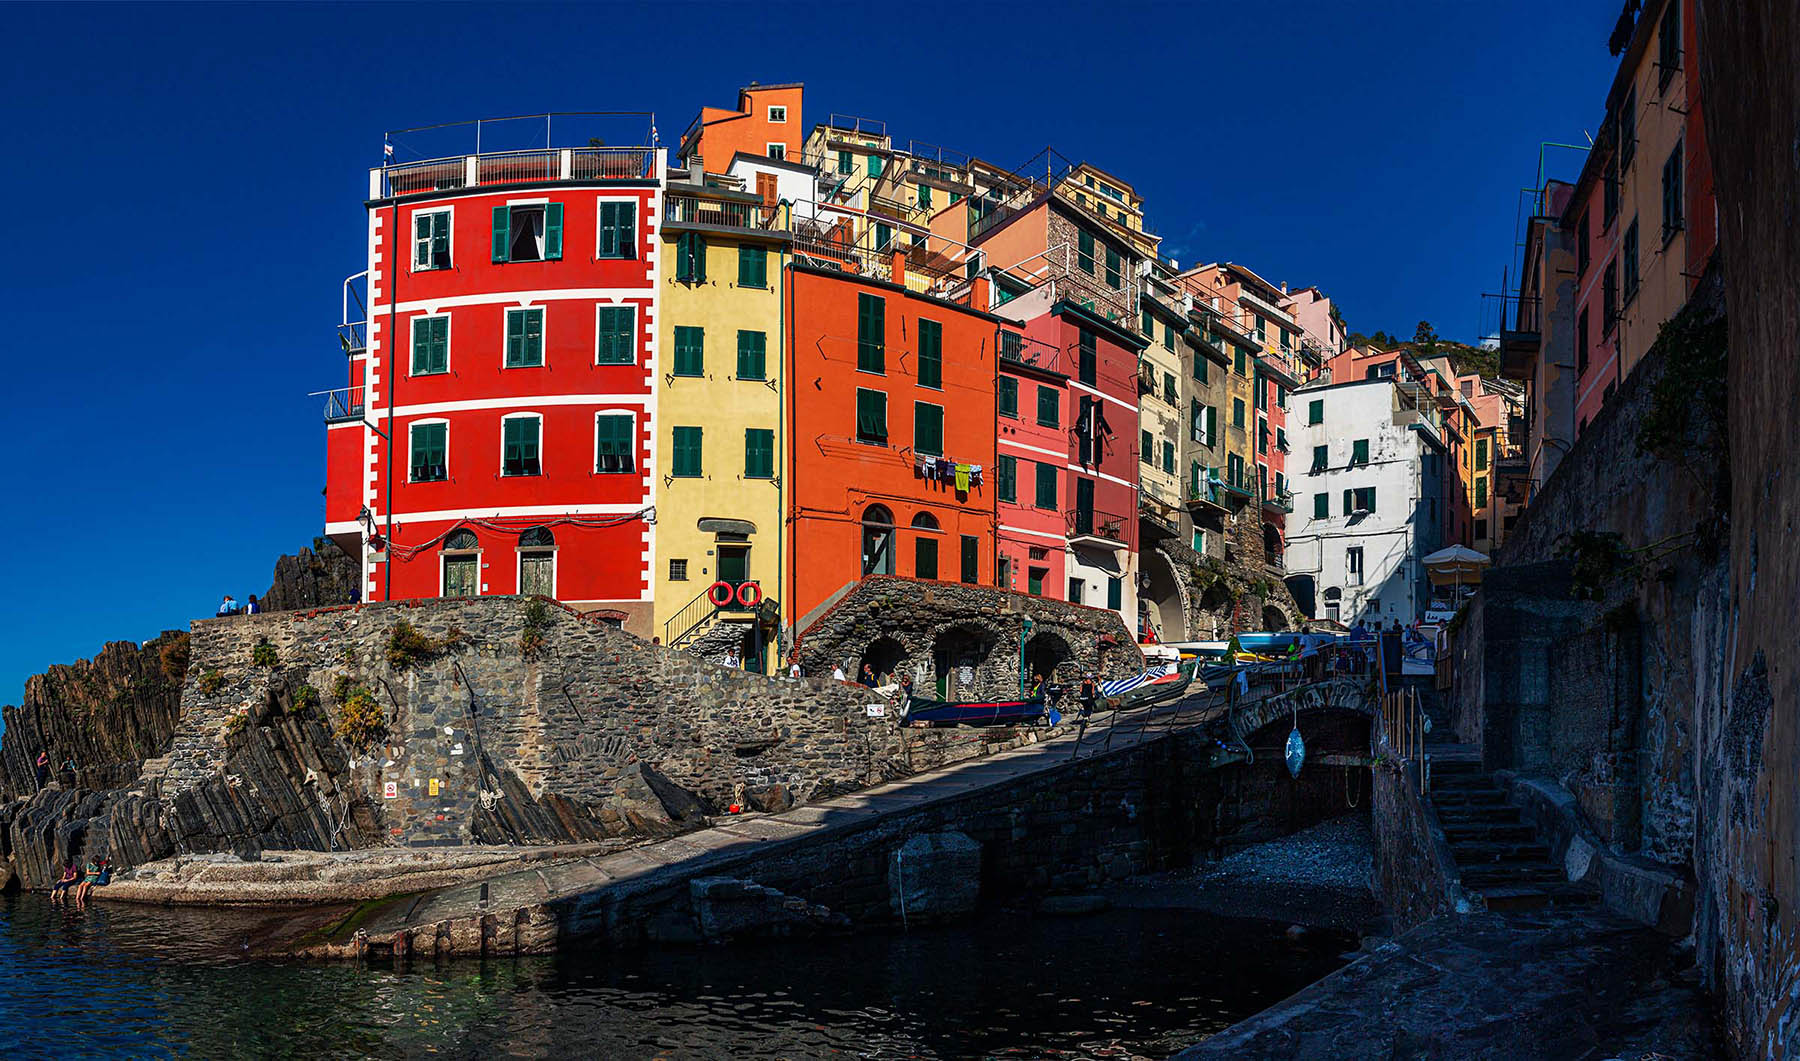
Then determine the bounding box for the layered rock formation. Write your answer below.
[260,538,359,612]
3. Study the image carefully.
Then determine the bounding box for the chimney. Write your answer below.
[1281,281,1288,295]
[970,274,991,311]
[891,249,908,286]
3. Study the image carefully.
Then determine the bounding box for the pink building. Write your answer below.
[996,325,1069,603]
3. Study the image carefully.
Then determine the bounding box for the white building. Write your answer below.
[1284,378,1448,626]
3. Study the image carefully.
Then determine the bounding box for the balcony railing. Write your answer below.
[1261,490,1294,514]
[665,193,783,231]
[1068,507,1130,545]
[317,386,366,425]
[1187,480,1228,513]
[381,147,656,197]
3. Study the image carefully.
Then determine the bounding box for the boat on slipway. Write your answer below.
[900,655,1201,727]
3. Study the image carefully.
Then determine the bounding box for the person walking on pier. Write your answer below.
[1077,673,1099,720]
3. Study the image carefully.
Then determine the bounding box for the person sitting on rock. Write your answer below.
[75,858,102,904]
[49,862,79,902]
[245,594,262,615]
[216,595,239,617]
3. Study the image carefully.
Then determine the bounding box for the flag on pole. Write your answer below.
[384,140,394,159]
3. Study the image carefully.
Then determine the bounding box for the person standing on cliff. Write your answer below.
[34,751,49,790]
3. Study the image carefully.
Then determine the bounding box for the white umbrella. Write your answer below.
[1422,545,1491,586]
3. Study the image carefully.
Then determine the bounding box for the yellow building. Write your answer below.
[654,174,791,669]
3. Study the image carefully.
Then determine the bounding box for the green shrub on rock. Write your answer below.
[386,619,437,671]
[199,669,225,695]
[520,598,551,660]
[334,683,384,750]
[251,638,278,668]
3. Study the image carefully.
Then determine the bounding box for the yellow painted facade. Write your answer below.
[653,220,789,670]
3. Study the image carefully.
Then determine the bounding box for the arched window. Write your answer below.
[518,527,555,597]
[445,529,479,551]
[442,529,479,597]
[861,505,895,576]
[910,512,940,578]
[518,527,555,547]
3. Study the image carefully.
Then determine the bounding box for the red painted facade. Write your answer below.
[325,151,665,627]
[996,324,1070,600]
[784,264,1009,623]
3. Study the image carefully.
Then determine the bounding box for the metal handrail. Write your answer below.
[664,586,720,648]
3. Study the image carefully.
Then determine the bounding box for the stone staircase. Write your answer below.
[1408,681,1597,913]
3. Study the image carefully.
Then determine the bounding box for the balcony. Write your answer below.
[1261,489,1294,514]
[1483,292,1542,380]
[380,146,657,198]
[318,386,366,426]
[1067,507,1130,549]
[1186,480,1229,519]
[1139,494,1180,539]
[664,190,786,234]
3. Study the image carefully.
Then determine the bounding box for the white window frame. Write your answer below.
[768,105,788,123]
[594,410,637,474]
[595,197,638,261]
[407,418,450,483]
[499,412,544,477]
[766,142,786,161]
[503,306,547,369]
[409,312,452,376]
[439,534,481,597]
[594,303,638,366]
[516,543,558,598]
[502,197,550,262]
[412,206,453,272]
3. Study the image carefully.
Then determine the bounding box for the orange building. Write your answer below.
[784,262,1012,626]
[677,82,804,174]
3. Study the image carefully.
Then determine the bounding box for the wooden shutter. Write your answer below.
[757,172,777,207]
[506,311,523,366]
[492,206,510,262]
[543,203,564,260]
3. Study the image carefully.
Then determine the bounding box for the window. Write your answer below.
[409,422,447,482]
[868,154,882,178]
[1604,152,1620,227]
[997,454,1017,502]
[737,245,768,288]
[1105,247,1122,289]
[414,209,450,270]
[1077,229,1095,274]
[768,104,788,123]
[1351,438,1369,466]
[1619,85,1637,170]
[1077,329,1097,385]
[1193,352,1208,383]
[861,504,894,575]
[1235,347,1247,375]
[914,525,938,580]
[1161,441,1175,475]
[504,308,544,368]
[855,388,888,444]
[1346,486,1375,513]
[745,428,774,479]
[502,416,541,476]
[1603,258,1619,334]
[1163,372,1177,405]
[1308,399,1323,425]
[918,184,932,210]
[1232,398,1245,429]
[998,376,1019,418]
[766,143,785,161]
[961,536,979,584]
[1142,307,1154,335]
[595,413,635,473]
[491,203,562,263]
[913,401,944,456]
[596,306,635,365]
[917,319,942,388]
[1227,453,1245,489]
[675,231,706,282]
[736,330,767,380]
[673,325,705,376]
[1106,576,1122,611]
[669,558,688,581]
[672,426,703,477]
[1000,330,1023,362]
[1192,528,1206,553]
[1313,492,1329,519]
[597,202,636,259]
[1028,566,1046,596]
[1347,546,1364,585]
[1576,208,1591,277]
[1141,429,1154,463]
[873,222,894,251]
[411,314,449,375]
[857,293,885,372]
[1255,376,1267,411]
[1578,308,1590,375]
[1254,316,1267,343]
[1658,0,1681,88]
[1068,578,1084,604]
[1623,220,1640,304]
[1164,323,1175,349]
[1476,438,1489,471]
[1034,462,1057,510]
[1190,400,1205,444]
[836,150,853,175]
[1036,385,1060,428]
[1258,420,1268,454]
[1311,444,1328,472]
[1276,427,1287,452]
[1476,518,1489,540]
[1475,475,1488,509]
[1662,143,1684,242]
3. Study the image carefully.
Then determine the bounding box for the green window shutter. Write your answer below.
[868,154,882,177]
[503,418,540,475]
[1232,398,1245,428]
[1194,352,1208,383]
[1141,429,1153,463]
[595,414,634,473]
[598,202,636,259]
[998,376,1018,418]
[597,307,635,364]
[673,326,704,377]
[415,212,431,266]
[523,308,543,365]
[1206,405,1217,443]
[745,428,774,478]
[1037,385,1060,427]
[491,206,511,262]
[1312,444,1328,471]
[837,150,852,174]
[1476,438,1489,470]
[1343,489,1353,515]
[1162,442,1174,474]
[736,330,766,379]
[1105,247,1121,288]
[857,293,885,372]
[918,184,932,209]
[1077,230,1095,274]
[917,319,942,388]
[914,402,944,456]
[1035,462,1057,510]
[1476,476,1488,508]
[1308,399,1323,425]
[410,423,446,481]
[856,388,888,443]
[412,318,431,374]
[738,245,767,288]
[505,309,542,367]
[1078,330,1096,385]
[672,426,703,477]
[543,203,564,260]
[1107,576,1122,610]
[997,455,1017,502]
[597,203,617,258]
[1313,493,1328,519]
[1353,438,1369,465]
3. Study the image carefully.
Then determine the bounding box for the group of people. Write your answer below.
[215,594,263,617]
[1028,671,1101,718]
[49,857,109,905]
[32,751,75,792]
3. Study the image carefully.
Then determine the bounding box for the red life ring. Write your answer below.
[706,581,735,607]
[735,581,763,608]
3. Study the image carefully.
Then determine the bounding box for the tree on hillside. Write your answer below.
[1412,320,1441,358]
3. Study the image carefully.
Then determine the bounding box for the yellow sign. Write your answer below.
[428,778,440,796]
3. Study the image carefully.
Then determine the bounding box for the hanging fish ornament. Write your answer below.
[1285,725,1306,778]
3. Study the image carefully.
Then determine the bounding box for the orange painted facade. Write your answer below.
[681,83,805,174]
[784,264,1012,624]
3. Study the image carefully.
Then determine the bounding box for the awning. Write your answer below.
[1422,545,1491,586]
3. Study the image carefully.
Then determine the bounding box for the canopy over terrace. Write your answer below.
[1421,545,1492,587]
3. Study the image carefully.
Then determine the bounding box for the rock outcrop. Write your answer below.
[261,538,359,613]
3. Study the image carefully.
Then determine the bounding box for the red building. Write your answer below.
[996,324,1070,602]
[783,261,1010,628]
[324,130,666,631]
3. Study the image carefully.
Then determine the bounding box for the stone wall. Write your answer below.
[1372,760,1463,933]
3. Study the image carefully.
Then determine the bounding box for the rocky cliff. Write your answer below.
[261,538,359,612]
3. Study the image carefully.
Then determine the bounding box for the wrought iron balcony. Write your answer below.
[1067,507,1130,548]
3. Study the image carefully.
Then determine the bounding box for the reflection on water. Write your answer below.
[0,893,1350,1060]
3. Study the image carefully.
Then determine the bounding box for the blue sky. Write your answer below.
[0,1,1616,705]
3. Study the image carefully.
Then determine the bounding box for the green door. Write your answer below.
[519,552,554,597]
[718,547,750,607]
[444,554,478,598]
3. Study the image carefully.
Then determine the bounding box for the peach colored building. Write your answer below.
[678,82,804,174]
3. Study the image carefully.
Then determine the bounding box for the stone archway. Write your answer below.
[1022,630,1075,683]
[860,636,908,686]
[1262,605,1289,632]
[930,624,999,701]
[1140,548,1189,643]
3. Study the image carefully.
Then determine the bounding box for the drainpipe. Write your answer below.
[775,216,789,659]
[385,194,399,601]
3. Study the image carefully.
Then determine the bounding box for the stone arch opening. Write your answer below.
[1022,630,1075,683]
[1262,605,1289,632]
[1262,522,1283,565]
[930,623,998,701]
[1199,580,1232,614]
[861,505,895,576]
[1139,550,1187,643]
[860,636,908,687]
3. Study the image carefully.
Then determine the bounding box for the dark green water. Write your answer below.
[0,893,1350,1059]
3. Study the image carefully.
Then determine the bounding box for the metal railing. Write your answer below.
[1261,490,1294,513]
[665,193,782,231]
[1187,480,1227,510]
[382,146,656,197]
[339,271,368,354]
[318,387,366,425]
[1068,507,1130,543]
[1481,291,1542,338]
